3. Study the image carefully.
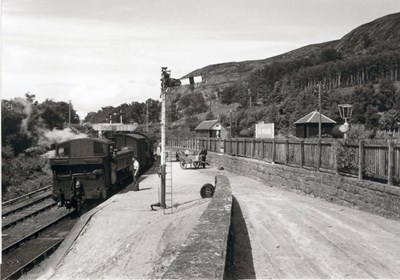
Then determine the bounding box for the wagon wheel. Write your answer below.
[180,159,186,169]
[193,161,200,169]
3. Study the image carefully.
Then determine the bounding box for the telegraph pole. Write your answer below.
[146,101,149,132]
[230,109,232,137]
[318,82,322,141]
[68,100,71,126]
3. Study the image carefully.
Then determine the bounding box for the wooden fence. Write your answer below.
[168,137,400,186]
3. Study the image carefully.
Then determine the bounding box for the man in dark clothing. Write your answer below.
[199,145,207,168]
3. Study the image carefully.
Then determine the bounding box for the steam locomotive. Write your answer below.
[50,132,155,210]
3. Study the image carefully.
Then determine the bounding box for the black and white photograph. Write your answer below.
[2,0,400,279]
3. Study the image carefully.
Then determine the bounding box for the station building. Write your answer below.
[294,111,336,138]
[194,120,228,139]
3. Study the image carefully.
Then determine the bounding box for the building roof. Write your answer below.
[294,111,336,124]
[194,120,219,130]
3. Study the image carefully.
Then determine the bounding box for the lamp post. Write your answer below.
[338,104,353,140]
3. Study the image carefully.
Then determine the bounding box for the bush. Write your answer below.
[2,154,51,201]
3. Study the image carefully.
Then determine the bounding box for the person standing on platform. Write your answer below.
[132,156,140,191]
[199,145,207,168]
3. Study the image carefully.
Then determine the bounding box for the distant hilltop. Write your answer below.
[172,12,400,98]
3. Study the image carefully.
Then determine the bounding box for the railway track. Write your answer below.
[2,186,53,217]
[1,188,77,280]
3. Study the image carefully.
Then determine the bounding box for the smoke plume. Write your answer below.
[14,97,34,136]
[38,127,87,147]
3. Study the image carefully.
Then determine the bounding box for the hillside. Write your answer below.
[169,12,400,136]
[175,12,399,95]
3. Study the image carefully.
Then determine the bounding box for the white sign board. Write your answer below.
[92,123,138,131]
[255,123,274,139]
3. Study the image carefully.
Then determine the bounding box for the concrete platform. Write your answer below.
[23,161,225,279]
[21,153,400,279]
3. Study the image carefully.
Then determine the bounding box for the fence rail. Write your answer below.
[168,137,400,186]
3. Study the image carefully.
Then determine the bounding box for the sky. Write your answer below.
[2,0,400,118]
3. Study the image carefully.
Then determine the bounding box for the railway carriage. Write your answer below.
[108,132,155,174]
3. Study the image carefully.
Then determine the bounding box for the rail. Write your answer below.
[2,185,52,207]
[2,210,74,255]
[3,239,64,280]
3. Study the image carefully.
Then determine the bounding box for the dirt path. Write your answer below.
[226,171,400,279]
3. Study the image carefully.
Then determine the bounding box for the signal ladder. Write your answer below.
[163,151,174,214]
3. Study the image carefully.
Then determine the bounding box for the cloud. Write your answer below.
[3,0,399,120]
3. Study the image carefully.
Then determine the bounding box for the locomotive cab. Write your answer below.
[50,138,134,210]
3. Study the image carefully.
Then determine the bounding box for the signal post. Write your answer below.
[157,67,202,210]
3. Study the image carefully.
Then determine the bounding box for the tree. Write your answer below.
[205,111,214,120]
[41,107,64,130]
[376,78,397,111]
[320,48,342,63]
[379,109,400,130]
[185,115,200,131]
[178,92,207,115]
[364,105,380,129]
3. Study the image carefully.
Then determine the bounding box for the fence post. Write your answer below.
[272,138,276,163]
[358,140,364,180]
[388,140,394,186]
[236,138,239,156]
[251,139,255,158]
[317,140,320,171]
[334,142,340,175]
[261,139,264,160]
[285,139,289,165]
[223,139,226,154]
[243,139,246,157]
[300,140,304,168]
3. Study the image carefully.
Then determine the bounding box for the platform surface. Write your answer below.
[23,159,400,279]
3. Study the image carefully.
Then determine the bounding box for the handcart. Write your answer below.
[179,152,206,169]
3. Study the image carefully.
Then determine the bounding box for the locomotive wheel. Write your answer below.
[180,160,186,169]
[193,162,200,169]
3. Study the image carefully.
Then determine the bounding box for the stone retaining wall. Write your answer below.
[163,175,232,279]
[208,152,400,220]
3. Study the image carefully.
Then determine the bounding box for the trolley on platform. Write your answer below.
[176,149,206,169]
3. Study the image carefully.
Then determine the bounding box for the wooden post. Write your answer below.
[272,138,276,163]
[251,139,255,158]
[223,139,226,154]
[334,142,340,175]
[236,138,239,156]
[261,139,264,160]
[317,140,321,171]
[285,139,289,165]
[242,138,246,157]
[358,140,364,180]
[300,140,304,168]
[388,140,394,186]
